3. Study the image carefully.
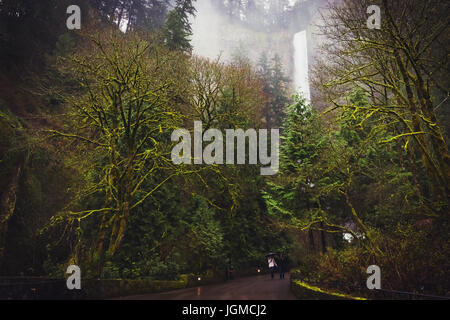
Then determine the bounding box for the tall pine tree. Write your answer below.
[163,0,196,52]
[257,52,290,128]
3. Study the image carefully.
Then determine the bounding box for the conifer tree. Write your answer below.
[163,0,196,52]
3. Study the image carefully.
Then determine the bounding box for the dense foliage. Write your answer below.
[0,0,448,298]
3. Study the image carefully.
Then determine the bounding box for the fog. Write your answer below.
[190,0,317,99]
[190,0,224,61]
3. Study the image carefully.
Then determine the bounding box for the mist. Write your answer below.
[190,0,321,99]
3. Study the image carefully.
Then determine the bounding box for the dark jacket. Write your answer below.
[277,256,287,271]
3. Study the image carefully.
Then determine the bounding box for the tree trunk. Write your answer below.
[345,192,369,238]
[308,229,315,251]
[94,211,109,277]
[319,222,327,254]
[0,163,23,269]
[107,202,129,257]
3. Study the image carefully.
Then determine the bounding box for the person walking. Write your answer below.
[267,256,277,279]
[278,253,286,279]
[225,258,234,281]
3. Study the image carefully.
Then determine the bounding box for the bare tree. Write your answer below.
[312,0,449,210]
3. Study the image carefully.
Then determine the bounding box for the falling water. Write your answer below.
[293,30,310,103]
[191,0,312,101]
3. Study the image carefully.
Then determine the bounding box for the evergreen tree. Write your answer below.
[257,52,290,128]
[126,0,169,31]
[270,54,290,128]
[90,0,169,31]
[163,0,196,52]
[231,41,251,65]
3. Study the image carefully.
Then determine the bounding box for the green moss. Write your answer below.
[291,280,367,300]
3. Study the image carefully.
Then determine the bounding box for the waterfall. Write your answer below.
[293,30,310,103]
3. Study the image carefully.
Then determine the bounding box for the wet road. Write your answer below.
[117,274,296,300]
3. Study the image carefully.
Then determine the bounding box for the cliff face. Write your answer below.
[192,0,293,64]
[191,0,328,94]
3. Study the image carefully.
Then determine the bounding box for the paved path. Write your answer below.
[116,274,296,300]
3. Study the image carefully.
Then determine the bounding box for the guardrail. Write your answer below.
[0,268,266,299]
[289,271,449,300]
[0,276,190,299]
[290,279,449,300]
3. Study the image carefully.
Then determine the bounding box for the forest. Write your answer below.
[0,0,448,299]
